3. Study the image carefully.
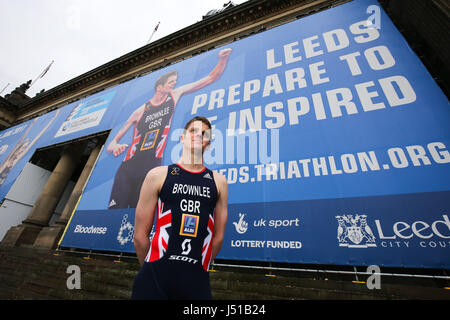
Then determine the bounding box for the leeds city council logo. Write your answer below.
[336,214,376,248]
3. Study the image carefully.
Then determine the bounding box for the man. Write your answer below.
[106,48,232,209]
[131,116,228,300]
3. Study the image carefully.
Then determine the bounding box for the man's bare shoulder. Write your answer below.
[146,165,168,179]
[142,166,168,194]
[212,170,227,184]
[213,170,228,195]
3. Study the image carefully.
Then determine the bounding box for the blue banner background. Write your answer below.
[223,191,450,268]
[1,0,446,268]
[61,209,136,253]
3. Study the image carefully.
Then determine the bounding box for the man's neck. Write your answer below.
[150,91,169,105]
[178,152,205,172]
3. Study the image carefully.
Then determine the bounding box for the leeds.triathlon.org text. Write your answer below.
[213,141,449,184]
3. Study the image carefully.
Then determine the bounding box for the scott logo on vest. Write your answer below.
[169,255,198,264]
[181,239,192,255]
[167,239,198,264]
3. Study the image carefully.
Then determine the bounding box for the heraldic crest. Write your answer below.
[336,214,377,248]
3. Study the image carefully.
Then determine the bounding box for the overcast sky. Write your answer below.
[0,0,247,98]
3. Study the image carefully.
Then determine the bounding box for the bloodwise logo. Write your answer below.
[336,214,450,249]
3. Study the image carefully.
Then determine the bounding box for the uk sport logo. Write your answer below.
[336,214,377,248]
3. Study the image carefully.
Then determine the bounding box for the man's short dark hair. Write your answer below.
[184,116,212,131]
[155,70,178,91]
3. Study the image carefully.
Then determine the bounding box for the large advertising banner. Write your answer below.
[58,0,448,268]
[0,110,61,202]
[35,85,130,149]
[0,85,130,204]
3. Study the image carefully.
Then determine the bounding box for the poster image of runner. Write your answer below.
[73,48,232,212]
[104,48,232,210]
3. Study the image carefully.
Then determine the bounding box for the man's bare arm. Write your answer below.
[107,105,144,157]
[211,172,228,262]
[172,48,232,104]
[133,166,167,266]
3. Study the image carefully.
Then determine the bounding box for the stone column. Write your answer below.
[2,143,84,247]
[33,143,102,249]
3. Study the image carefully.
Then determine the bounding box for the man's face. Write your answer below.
[182,121,211,152]
[161,75,177,93]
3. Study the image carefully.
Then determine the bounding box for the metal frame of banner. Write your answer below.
[54,245,449,282]
[211,262,450,281]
